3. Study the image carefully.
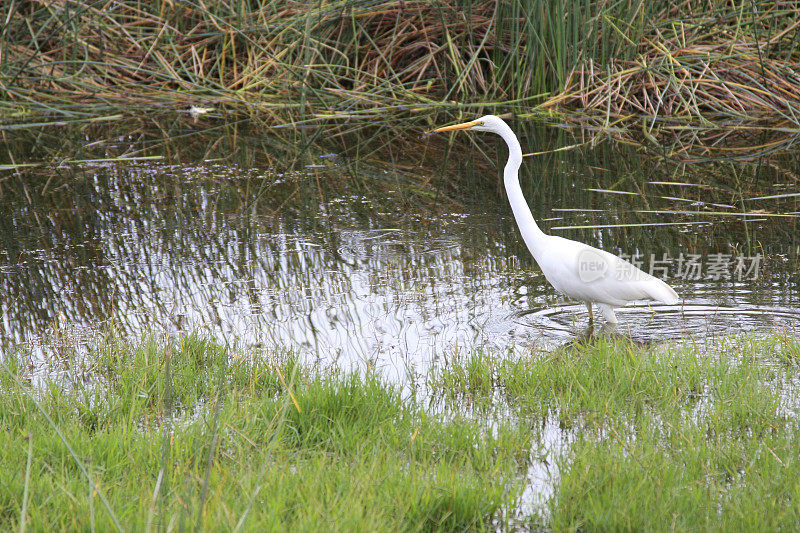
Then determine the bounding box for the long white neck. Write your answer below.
[496,122,547,259]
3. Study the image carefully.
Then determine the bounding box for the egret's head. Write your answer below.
[431,114,507,135]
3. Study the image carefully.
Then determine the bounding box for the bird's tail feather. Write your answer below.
[642,278,680,305]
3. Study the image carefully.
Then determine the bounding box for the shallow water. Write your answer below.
[1,116,800,382]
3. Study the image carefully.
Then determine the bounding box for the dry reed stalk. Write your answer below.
[1,0,798,128]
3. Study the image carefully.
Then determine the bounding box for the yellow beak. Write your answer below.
[431,119,481,134]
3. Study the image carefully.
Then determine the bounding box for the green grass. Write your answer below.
[0,333,529,531]
[428,333,800,530]
[2,331,800,530]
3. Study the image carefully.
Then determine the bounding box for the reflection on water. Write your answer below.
[1,118,799,382]
[0,164,543,381]
[518,302,800,345]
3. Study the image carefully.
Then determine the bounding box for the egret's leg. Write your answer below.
[598,304,618,324]
[586,302,594,326]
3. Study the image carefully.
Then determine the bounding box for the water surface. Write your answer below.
[2,115,799,381]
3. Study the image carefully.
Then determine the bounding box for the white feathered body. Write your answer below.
[532,234,679,306]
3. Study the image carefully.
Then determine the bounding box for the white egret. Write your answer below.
[432,115,680,324]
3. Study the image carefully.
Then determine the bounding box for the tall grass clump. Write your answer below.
[0,332,530,530]
[536,1,800,123]
[2,1,799,124]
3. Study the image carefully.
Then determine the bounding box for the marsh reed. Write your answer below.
[2,1,800,126]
